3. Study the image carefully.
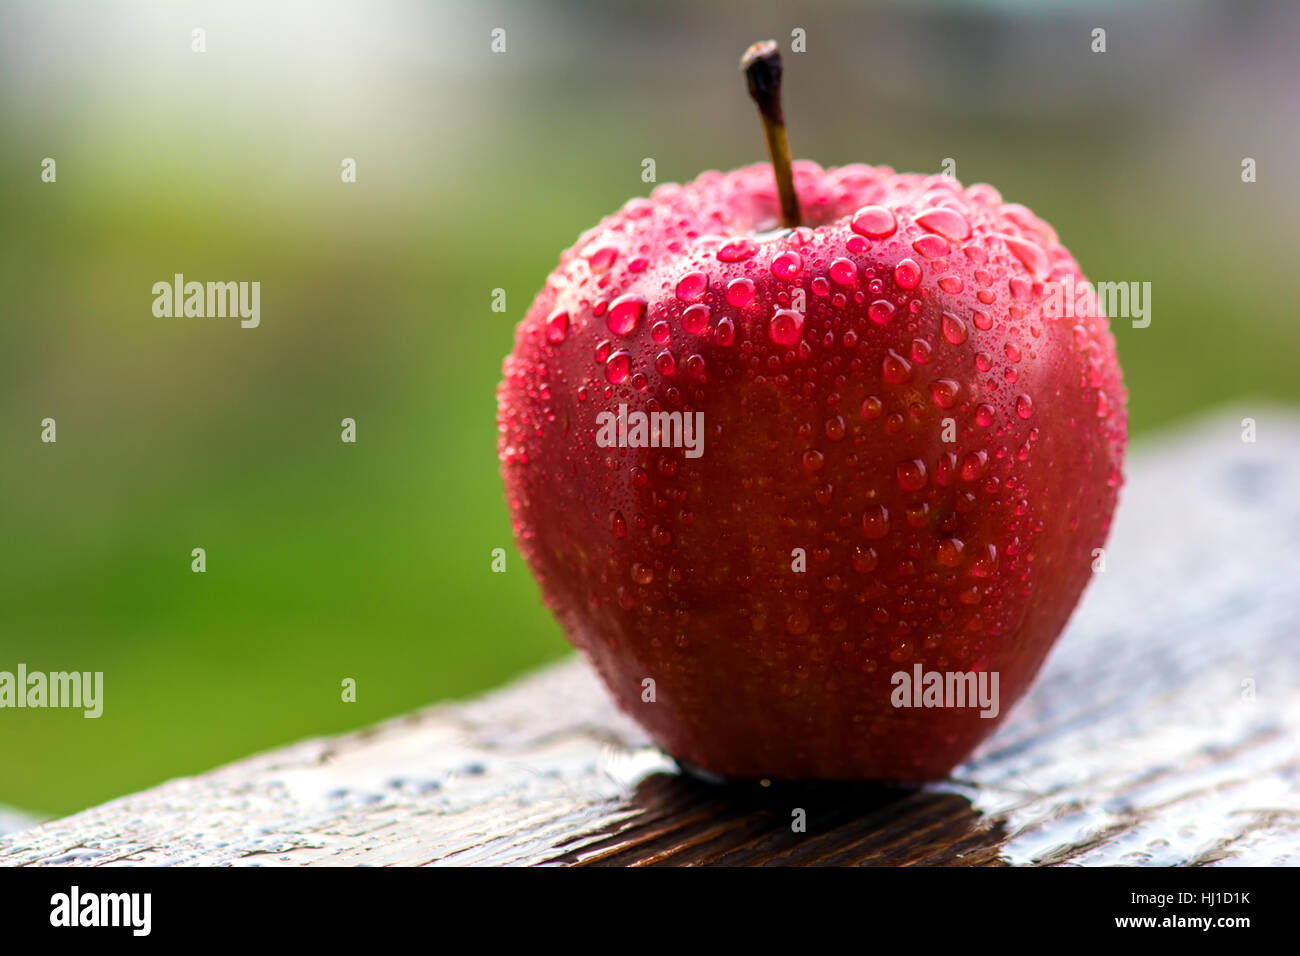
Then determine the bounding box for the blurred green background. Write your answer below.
[2,0,1298,817]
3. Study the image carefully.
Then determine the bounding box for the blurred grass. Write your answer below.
[2,0,1299,816]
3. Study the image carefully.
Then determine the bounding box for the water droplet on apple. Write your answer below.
[675,271,708,302]
[937,537,966,567]
[915,208,972,241]
[726,278,756,307]
[545,309,569,343]
[912,234,951,259]
[771,251,803,279]
[717,238,758,262]
[868,299,896,324]
[606,294,646,335]
[715,316,736,345]
[896,458,928,491]
[893,258,921,290]
[850,205,897,238]
[605,350,630,384]
[588,246,618,273]
[883,350,912,384]
[829,258,857,286]
[1000,235,1050,279]
[930,379,960,409]
[960,450,988,481]
[682,303,711,335]
[861,504,890,539]
[769,309,805,346]
[941,312,967,344]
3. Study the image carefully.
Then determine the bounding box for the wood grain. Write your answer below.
[2,407,1298,866]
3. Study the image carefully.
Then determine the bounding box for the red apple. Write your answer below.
[497,42,1126,781]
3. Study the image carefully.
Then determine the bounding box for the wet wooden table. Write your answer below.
[3,408,1298,866]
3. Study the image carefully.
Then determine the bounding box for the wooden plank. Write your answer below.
[2,406,1298,866]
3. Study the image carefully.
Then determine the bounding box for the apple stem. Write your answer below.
[741,40,802,229]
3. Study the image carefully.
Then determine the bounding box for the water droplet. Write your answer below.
[726,277,756,307]
[930,378,960,409]
[802,449,825,473]
[912,234,951,259]
[811,276,831,296]
[825,415,846,441]
[717,238,758,262]
[960,450,987,481]
[938,275,964,294]
[771,251,803,279]
[715,316,736,346]
[682,303,711,335]
[972,310,993,331]
[861,504,891,539]
[588,246,618,273]
[1005,342,1022,363]
[1016,394,1034,419]
[655,350,676,375]
[631,562,655,585]
[882,350,913,384]
[861,395,883,419]
[605,350,630,384]
[769,309,805,346]
[936,451,957,486]
[896,458,928,491]
[937,538,965,567]
[675,271,708,302]
[975,403,995,427]
[915,208,972,241]
[611,510,627,538]
[850,205,897,238]
[852,546,879,573]
[911,338,933,365]
[650,319,670,343]
[868,299,896,324]
[969,544,998,577]
[941,312,967,344]
[999,235,1049,279]
[545,309,569,343]
[685,354,706,379]
[606,294,646,335]
[829,258,857,286]
[893,258,922,290]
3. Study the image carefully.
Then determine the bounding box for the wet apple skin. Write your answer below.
[499,161,1126,781]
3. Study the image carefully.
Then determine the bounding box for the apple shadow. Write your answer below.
[545,768,1006,866]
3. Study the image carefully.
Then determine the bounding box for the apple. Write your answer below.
[497,41,1126,781]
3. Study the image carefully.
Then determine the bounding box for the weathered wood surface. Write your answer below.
[3,407,1298,866]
